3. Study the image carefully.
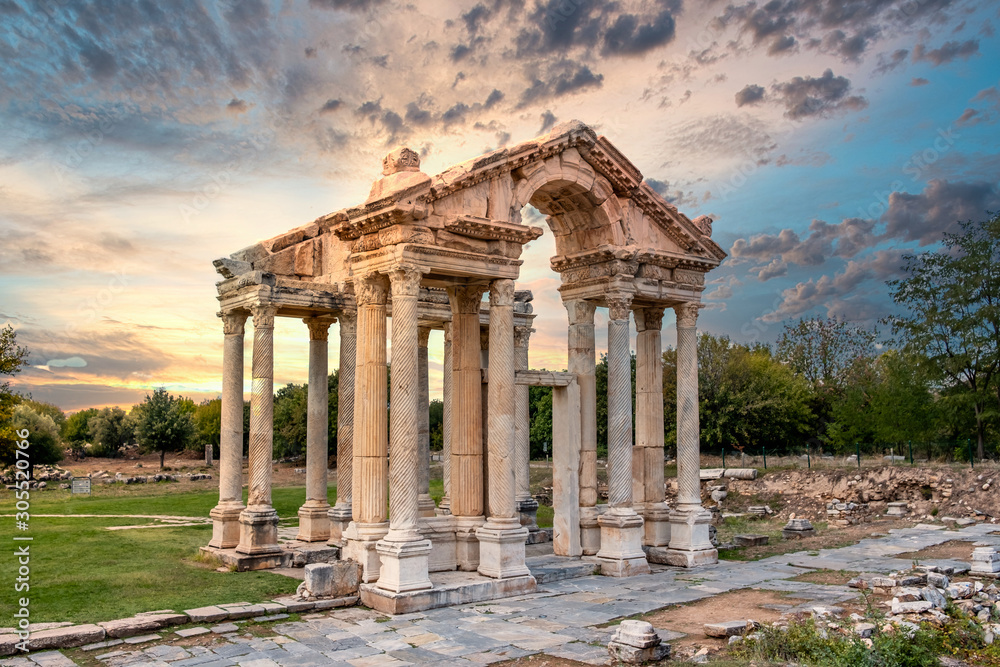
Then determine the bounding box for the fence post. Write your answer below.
[722,448,726,469]
[763,447,767,470]
[969,438,974,469]
[856,442,861,469]
[807,444,811,470]
[908,440,913,466]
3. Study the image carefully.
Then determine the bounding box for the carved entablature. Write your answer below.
[444,216,544,244]
[578,136,643,194]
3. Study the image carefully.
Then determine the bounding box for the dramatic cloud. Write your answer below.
[518,61,604,106]
[730,217,876,269]
[873,48,909,74]
[882,179,1000,245]
[734,84,765,107]
[601,10,677,56]
[754,258,788,281]
[771,69,868,119]
[912,39,979,66]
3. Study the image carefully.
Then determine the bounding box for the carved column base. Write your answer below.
[326,505,353,548]
[209,502,244,549]
[667,507,715,552]
[595,508,650,577]
[437,495,451,516]
[454,515,486,571]
[418,494,437,518]
[236,506,280,555]
[375,538,433,593]
[420,515,457,572]
[643,502,672,547]
[296,501,331,542]
[343,521,389,583]
[477,518,530,579]
[580,505,602,556]
[517,498,539,533]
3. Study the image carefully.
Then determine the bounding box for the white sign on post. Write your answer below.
[71,477,91,494]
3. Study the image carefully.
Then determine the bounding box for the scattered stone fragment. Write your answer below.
[607,620,671,664]
[296,561,361,599]
[733,534,769,547]
[210,623,238,634]
[704,620,758,637]
[927,572,950,588]
[175,627,210,637]
[122,633,160,644]
[891,599,933,614]
[854,622,876,638]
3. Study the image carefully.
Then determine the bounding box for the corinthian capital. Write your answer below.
[634,307,665,333]
[447,284,488,315]
[489,279,515,307]
[304,316,334,341]
[251,304,277,328]
[564,299,596,326]
[220,310,248,336]
[605,294,633,321]
[513,325,534,349]
[337,309,357,336]
[674,301,700,328]
[389,264,423,298]
[354,271,389,306]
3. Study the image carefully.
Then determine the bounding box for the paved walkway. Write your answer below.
[5,523,998,667]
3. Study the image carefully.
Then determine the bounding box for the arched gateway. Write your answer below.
[206,121,727,613]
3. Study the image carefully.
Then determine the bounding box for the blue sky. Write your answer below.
[1,0,998,411]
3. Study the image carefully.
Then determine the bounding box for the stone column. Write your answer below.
[477,279,530,579]
[634,307,670,547]
[513,325,538,535]
[209,310,247,549]
[328,310,356,547]
[659,302,717,567]
[342,272,390,582]
[446,284,488,570]
[438,322,453,516]
[236,304,281,556]
[376,266,433,593]
[595,294,649,577]
[566,299,600,555]
[297,316,334,542]
[417,327,435,517]
[480,326,490,518]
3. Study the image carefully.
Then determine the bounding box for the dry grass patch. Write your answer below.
[895,539,978,561]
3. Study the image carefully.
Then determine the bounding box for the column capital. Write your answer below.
[389,264,423,298]
[220,310,248,336]
[418,326,432,347]
[447,284,488,315]
[564,299,596,325]
[674,302,701,328]
[513,325,534,349]
[251,304,277,329]
[489,279,515,307]
[304,316,335,341]
[606,294,633,321]
[634,307,665,333]
[354,271,389,306]
[338,309,358,335]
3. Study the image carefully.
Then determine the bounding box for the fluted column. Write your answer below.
[328,310,356,547]
[478,279,530,579]
[513,325,538,534]
[438,322,453,515]
[417,327,435,517]
[297,316,334,542]
[566,299,600,554]
[237,304,281,556]
[209,310,247,549]
[595,293,649,576]
[447,284,488,571]
[342,272,390,582]
[634,307,670,547]
[658,301,717,567]
[376,265,432,593]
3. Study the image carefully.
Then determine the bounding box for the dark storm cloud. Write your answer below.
[912,39,979,66]
[319,98,343,114]
[734,84,765,106]
[518,61,603,106]
[873,49,909,74]
[730,217,877,271]
[484,89,504,109]
[538,110,557,133]
[770,69,867,119]
[767,34,797,55]
[227,98,249,113]
[601,10,677,56]
[308,0,387,10]
[883,179,1000,245]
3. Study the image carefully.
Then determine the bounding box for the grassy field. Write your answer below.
[0,476,553,624]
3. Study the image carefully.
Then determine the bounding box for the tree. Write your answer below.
[0,324,29,465]
[23,399,65,432]
[273,382,308,459]
[594,353,636,458]
[11,404,63,468]
[88,407,134,458]
[133,388,196,468]
[62,407,99,455]
[528,385,553,459]
[193,399,222,454]
[885,214,1000,459]
[429,399,443,451]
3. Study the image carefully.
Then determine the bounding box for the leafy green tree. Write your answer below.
[528,385,553,458]
[62,407,99,450]
[0,324,29,465]
[868,350,936,447]
[23,399,65,432]
[273,382,308,459]
[429,399,443,451]
[885,214,1000,459]
[194,399,222,454]
[88,407,134,458]
[134,388,196,468]
[594,353,636,459]
[665,333,813,454]
[11,403,63,467]
[328,369,340,459]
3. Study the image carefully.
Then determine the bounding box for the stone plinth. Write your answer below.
[886,502,909,516]
[733,534,769,547]
[649,507,717,567]
[421,515,458,572]
[642,503,671,548]
[477,520,530,579]
[518,497,540,534]
[971,547,1000,574]
[200,545,290,571]
[595,509,650,577]
[455,515,486,571]
[327,505,353,548]
[375,538,433,593]
[608,620,671,664]
[236,506,281,556]
[343,522,389,583]
[580,506,602,555]
[783,517,816,540]
[360,571,536,615]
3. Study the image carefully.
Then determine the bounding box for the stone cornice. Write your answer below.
[444,215,544,244]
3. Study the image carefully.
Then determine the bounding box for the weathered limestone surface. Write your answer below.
[513,323,538,533]
[634,306,669,547]
[417,326,435,518]
[566,299,600,556]
[297,317,334,542]
[209,311,247,549]
[328,311,356,547]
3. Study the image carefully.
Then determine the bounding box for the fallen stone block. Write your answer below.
[854,622,876,638]
[892,587,923,603]
[927,572,950,588]
[733,534,769,547]
[28,624,106,651]
[946,582,975,599]
[608,620,671,664]
[185,606,229,623]
[210,623,238,634]
[922,586,947,609]
[891,600,932,614]
[296,561,361,599]
[175,627,210,638]
[704,620,758,637]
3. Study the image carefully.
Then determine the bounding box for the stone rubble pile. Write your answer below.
[89,471,213,485]
[1,465,72,487]
[826,499,865,526]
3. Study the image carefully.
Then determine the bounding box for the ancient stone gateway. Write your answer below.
[204,121,727,613]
